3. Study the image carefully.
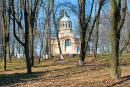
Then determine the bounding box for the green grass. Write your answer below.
[0,58,26,71]
[121,53,130,60]
[95,53,130,63]
[64,57,79,62]
[0,53,130,71]
[96,55,111,63]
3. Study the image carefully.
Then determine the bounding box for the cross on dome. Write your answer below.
[60,11,71,22]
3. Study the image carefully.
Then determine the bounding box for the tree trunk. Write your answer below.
[29,21,34,66]
[79,31,86,65]
[52,0,64,60]
[6,44,10,61]
[56,32,64,59]
[78,0,86,66]
[45,17,51,59]
[24,21,32,73]
[24,6,32,74]
[93,17,99,58]
[110,0,121,79]
[48,19,52,59]
[78,0,103,65]
[2,0,7,71]
[110,32,121,79]
[24,45,32,74]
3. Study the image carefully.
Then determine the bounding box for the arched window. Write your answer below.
[65,39,71,46]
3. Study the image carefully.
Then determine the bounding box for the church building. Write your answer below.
[51,14,80,56]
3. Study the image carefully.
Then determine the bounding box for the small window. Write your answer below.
[69,22,71,28]
[66,22,67,28]
[65,39,71,46]
[63,23,64,28]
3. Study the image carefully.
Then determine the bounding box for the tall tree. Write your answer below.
[93,16,99,58]
[120,12,130,56]
[78,0,104,65]
[29,0,39,66]
[43,0,53,59]
[52,1,64,59]
[2,0,8,70]
[93,1,100,58]
[7,0,12,62]
[0,3,1,58]
[110,0,127,79]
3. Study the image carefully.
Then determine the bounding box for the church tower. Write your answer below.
[58,13,72,38]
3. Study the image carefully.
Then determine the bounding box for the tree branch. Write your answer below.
[118,0,127,31]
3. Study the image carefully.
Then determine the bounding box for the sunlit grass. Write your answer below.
[96,54,111,63]
[121,53,130,60]
[64,56,79,62]
[0,53,130,71]
[95,53,130,63]
[0,58,26,71]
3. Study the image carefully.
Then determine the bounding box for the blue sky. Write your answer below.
[38,0,130,32]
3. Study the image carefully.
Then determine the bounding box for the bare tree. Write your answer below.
[120,12,130,56]
[9,0,39,74]
[93,0,101,58]
[78,0,104,65]
[52,0,64,59]
[2,0,9,70]
[42,0,53,59]
[110,0,127,79]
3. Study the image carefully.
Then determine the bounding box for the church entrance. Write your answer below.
[65,39,71,54]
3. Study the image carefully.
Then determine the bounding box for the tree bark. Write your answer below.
[29,0,39,66]
[2,0,7,71]
[44,0,53,59]
[93,16,99,58]
[110,0,127,80]
[78,0,86,65]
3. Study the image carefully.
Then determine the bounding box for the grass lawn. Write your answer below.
[0,53,130,87]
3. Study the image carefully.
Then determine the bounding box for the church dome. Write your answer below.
[59,12,72,30]
[60,15,71,22]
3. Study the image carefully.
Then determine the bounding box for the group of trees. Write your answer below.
[0,0,69,74]
[0,0,129,80]
[78,0,128,80]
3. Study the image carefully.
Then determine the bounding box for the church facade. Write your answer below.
[51,14,80,56]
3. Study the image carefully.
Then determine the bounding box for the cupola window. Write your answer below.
[63,23,64,28]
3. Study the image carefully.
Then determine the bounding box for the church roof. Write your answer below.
[60,15,71,22]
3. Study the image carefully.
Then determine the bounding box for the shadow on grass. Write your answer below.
[0,65,91,86]
[108,75,130,87]
[2,61,130,86]
[0,66,75,86]
[0,72,44,86]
